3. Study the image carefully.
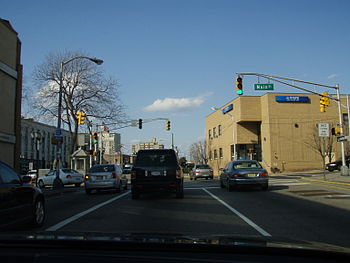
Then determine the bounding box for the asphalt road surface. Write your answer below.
[19,177,350,248]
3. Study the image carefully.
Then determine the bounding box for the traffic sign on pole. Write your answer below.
[254,83,274,90]
[318,123,329,137]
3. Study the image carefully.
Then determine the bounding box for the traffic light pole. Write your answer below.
[237,72,347,175]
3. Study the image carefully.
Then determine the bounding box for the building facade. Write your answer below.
[0,19,22,171]
[20,118,72,174]
[206,93,349,174]
[132,138,165,154]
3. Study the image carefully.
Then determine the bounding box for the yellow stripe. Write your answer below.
[301,177,350,187]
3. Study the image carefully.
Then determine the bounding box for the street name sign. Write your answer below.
[337,136,348,142]
[254,83,274,90]
[318,123,329,137]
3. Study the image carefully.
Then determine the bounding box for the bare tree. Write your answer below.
[32,50,125,154]
[305,124,335,169]
[189,140,208,164]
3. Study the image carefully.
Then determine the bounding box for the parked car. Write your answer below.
[131,149,184,199]
[190,164,213,180]
[123,164,133,174]
[37,168,84,189]
[84,164,128,194]
[325,156,350,171]
[220,160,269,191]
[0,161,45,229]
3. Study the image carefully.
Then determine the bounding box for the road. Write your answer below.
[23,176,350,248]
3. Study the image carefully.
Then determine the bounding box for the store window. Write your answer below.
[208,129,212,139]
[219,148,223,158]
[213,127,217,137]
[218,125,222,136]
[214,149,217,159]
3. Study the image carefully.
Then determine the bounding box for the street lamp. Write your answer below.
[211,107,237,160]
[53,56,104,189]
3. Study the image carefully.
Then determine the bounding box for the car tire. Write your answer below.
[38,180,45,189]
[190,177,193,180]
[32,198,45,227]
[220,180,225,188]
[74,183,81,187]
[227,181,233,192]
[194,177,197,180]
[210,176,213,180]
[176,187,184,199]
[131,189,139,200]
[85,188,92,195]
[205,177,208,180]
[262,183,269,191]
[116,183,122,193]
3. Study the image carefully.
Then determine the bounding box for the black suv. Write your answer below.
[131,149,184,199]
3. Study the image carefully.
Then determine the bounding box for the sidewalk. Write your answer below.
[271,170,350,186]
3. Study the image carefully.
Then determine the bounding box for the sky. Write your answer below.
[2,0,350,157]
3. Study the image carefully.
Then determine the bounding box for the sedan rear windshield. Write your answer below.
[135,150,178,167]
[196,165,211,169]
[88,165,115,173]
[233,162,262,169]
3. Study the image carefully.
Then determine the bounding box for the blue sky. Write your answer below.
[2,0,350,157]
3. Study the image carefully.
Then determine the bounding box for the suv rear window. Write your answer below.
[88,165,115,173]
[134,150,178,167]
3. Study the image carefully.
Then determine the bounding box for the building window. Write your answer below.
[213,127,217,138]
[209,151,212,160]
[218,125,222,136]
[208,129,212,139]
[219,148,223,158]
[214,149,218,159]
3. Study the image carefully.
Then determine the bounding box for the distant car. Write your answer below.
[0,161,45,229]
[84,164,128,194]
[325,156,350,172]
[131,149,184,199]
[37,168,84,189]
[123,164,133,174]
[220,160,268,191]
[190,164,213,180]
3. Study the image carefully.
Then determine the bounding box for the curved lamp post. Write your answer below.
[53,56,104,189]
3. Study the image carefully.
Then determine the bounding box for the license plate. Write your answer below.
[247,174,257,177]
[151,171,161,176]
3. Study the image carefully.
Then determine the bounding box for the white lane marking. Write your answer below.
[45,191,130,231]
[202,188,271,237]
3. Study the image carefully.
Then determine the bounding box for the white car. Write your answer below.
[37,168,84,188]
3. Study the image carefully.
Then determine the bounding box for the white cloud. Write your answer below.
[327,74,338,79]
[144,93,212,113]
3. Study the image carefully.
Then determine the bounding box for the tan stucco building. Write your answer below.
[0,19,22,171]
[206,93,349,174]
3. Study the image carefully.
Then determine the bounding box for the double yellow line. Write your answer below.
[301,177,350,191]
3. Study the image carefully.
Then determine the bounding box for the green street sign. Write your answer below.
[254,83,274,90]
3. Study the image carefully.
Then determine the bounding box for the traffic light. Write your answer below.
[331,126,341,136]
[166,120,171,131]
[138,119,142,129]
[76,111,86,125]
[236,77,243,95]
[320,92,330,113]
[92,132,98,143]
